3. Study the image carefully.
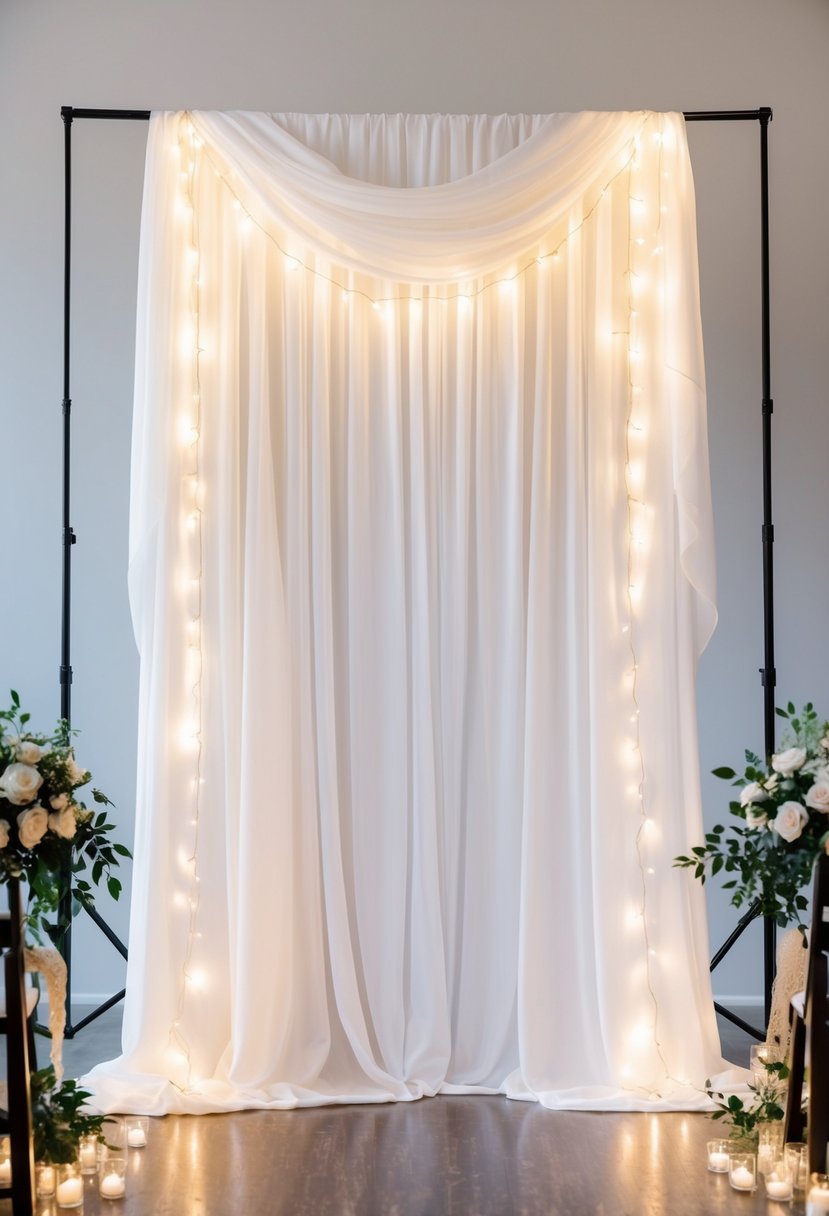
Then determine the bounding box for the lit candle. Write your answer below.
[56,1175,84,1206]
[766,1176,793,1200]
[127,1127,147,1147]
[708,1150,729,1172]
[99,1172,126,1198]
[730,1165,755,1190]
[0,1160,10,1185]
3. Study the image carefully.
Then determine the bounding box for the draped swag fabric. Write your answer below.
[87,110,731,1116]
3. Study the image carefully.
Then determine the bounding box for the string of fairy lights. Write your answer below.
[168,114,207,1091]
[622,119,673,1094]
[165,110,698,1099]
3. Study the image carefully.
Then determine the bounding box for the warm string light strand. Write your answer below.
[168,114,207,1092]
[621,120,682,1098]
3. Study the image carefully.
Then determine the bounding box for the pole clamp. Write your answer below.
[760,666,777,688]
[62,397,72,416]
[59,665,73,686]
[762,523,774,542]
[63,526,76,546]
[762,397,773,415]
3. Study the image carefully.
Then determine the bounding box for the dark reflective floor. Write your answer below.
[2,1006,780,1216]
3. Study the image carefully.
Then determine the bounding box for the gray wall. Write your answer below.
[1,0,827,1006]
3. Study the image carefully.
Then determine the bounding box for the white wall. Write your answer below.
[1,0,827,1007]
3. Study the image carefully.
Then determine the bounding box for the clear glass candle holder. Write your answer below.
[98,1157,127,1200]
[729,1152,757,1192]
[750,1042,771,1080]
[758,1124,785,1175]
[55,1163,84,1208]
[807,1173,829,1215]
[78,1134,99,1174]
[125,1116,149,1148]
[786,1143,809,1196]
[706,1139,731,1173]
[765,1158,794,1202]
[36,1162,57,1198]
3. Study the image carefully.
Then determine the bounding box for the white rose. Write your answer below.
[771,800,809,843]
[50,792,69,812]
[15,740,43,764]
[48,805,77,840]
[745,806,769,829]
[66,755,89,786]
[771,747,808,777]
[0,761,44,806]
[740,781,769,807]
[0,819,9,848]
[806,782,829,813]
[16,804,49,849]
[765,773,779,792]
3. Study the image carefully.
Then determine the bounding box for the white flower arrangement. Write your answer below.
[0,690,129,938]
[675,702,829,928]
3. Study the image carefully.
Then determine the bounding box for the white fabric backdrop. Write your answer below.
[87,110,734,1114]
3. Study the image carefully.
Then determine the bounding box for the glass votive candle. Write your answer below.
[125,1117,148,1148]
[765,1158,794,1202]
[807,1174,829,1215]
[750,1042,771,1080]
[707,1139,731,1172]
[759,1124,785,1174]
[0,1138,11,1186]
[786,1143,809,1196]
[98,1157,127,1200]
[55,1163,84,1208]
[36,1162,57,1198]
[729,1152,757,1191]
[78,1135,99,1174]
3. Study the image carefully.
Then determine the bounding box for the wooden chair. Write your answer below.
[783,852,829,1175]
[0,879,36,1215]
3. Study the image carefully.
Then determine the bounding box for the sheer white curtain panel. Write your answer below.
[87,110,733,1115]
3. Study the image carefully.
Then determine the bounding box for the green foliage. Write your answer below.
[705,1060,790,1139]
[30,1067,113,1165]
[0,693,131,940]
[674,703,829,928]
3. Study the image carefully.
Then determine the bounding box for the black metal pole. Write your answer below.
[683,109,770,122]
[57,106,135,1040]
[60,106,766,125]
[60,106,74,724]
[59,106,75,1036]
[758,106,777,1026]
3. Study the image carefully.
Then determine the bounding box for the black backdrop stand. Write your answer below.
[58,104,775,1041]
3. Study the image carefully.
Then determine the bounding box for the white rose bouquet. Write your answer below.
[0,690,130,938]
[675,702,829,928]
